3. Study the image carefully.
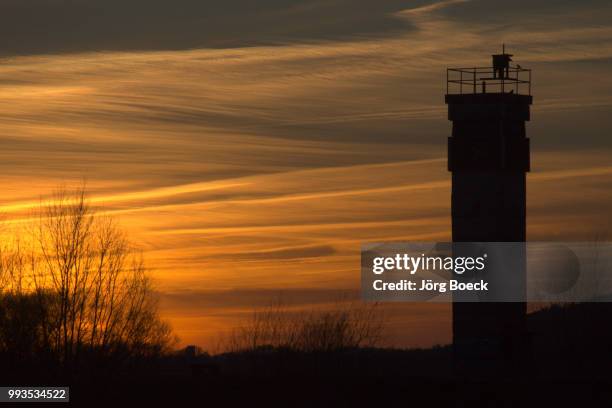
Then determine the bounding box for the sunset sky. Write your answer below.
[1,0,612,349]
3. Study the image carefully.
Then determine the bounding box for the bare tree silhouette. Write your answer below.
[0,185,176,377]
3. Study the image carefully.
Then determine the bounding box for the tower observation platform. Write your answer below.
[446,64,531,96]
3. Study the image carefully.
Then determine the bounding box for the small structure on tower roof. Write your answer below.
[492,44,513,79]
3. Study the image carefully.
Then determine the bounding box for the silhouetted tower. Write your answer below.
[445,47,532,373]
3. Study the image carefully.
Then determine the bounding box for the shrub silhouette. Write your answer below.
[225,301,383,352]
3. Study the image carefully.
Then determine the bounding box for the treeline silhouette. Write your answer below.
[0,186,174,386]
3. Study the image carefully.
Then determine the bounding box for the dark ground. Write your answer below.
[7,303,612,407]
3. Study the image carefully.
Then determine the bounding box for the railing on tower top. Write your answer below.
[446,66,531,96]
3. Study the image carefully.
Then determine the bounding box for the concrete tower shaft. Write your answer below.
[448,93,532,242]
